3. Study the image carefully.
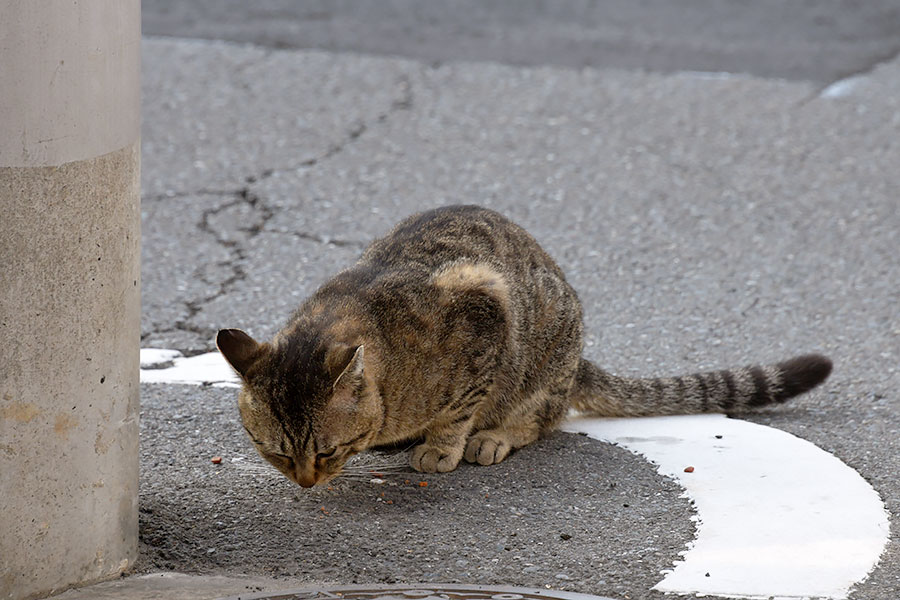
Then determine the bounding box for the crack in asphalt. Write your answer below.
[246,74,413,182]
[271,229,367,249]
[174,188,273,342]
[144,188,244,204]
[144,74,413,352]
[145,74,412,200]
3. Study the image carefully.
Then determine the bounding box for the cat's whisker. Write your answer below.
[341,469,391,476]
[354,473,416,478]
[341,464,410,472]
[333,476,373,483]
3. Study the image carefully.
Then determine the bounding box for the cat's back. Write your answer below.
[357,206,582,357]
[301,205,580,351]
[361,205,560,277]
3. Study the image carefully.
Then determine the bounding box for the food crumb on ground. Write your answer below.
[684,466,695,473]
[210,456,222,464]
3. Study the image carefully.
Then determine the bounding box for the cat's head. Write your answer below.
[216,328,382,487]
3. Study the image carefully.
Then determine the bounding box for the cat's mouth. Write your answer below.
[295,474,319,488]
[279,448,365,488]
[293,467,324,488]
[292,465,341,488]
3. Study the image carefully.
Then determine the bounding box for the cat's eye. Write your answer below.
[242,425,262,445]
[316,447,337,460]
[265,452,295,470]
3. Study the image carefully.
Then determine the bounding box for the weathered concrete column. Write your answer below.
[0,2,141,599]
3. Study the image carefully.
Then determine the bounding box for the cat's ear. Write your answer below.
[216,328,264,379]
[332,345,365,391]
[328,345,365,415]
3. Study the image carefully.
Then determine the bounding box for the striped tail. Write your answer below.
[570,354,832,417]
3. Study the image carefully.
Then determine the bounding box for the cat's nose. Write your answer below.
[294,463,319,488]
[296,474,317,488]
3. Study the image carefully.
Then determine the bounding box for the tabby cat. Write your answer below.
[217,205,831,487]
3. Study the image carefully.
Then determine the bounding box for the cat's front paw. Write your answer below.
[410,443,463,473]
[464,430,512,465]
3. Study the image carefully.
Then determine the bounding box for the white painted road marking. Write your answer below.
[563,415,890,600]
[141,348,239,387]
[141,349,890,599]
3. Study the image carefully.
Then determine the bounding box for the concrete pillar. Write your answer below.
[0,2,141,599]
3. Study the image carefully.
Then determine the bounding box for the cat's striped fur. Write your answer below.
[571,354,831,417]
[217,205,831,487]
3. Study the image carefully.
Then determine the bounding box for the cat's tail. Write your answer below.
[569,354,832,417]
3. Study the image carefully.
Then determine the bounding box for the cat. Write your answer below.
[217,205,832,488]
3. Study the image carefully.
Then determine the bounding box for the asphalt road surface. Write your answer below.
[142,0,900,84]
[138,3,900,600]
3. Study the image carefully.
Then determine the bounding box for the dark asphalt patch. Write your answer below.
[138,384,694,600]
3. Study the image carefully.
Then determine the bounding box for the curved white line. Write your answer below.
[141,349,890,599]
[563,414,890,599]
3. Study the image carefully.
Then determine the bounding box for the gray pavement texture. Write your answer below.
[141,0,900,85]
[50,573,298,600]
[138,38,900,600]
[132,35,900,600]
[137,384,692,600]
